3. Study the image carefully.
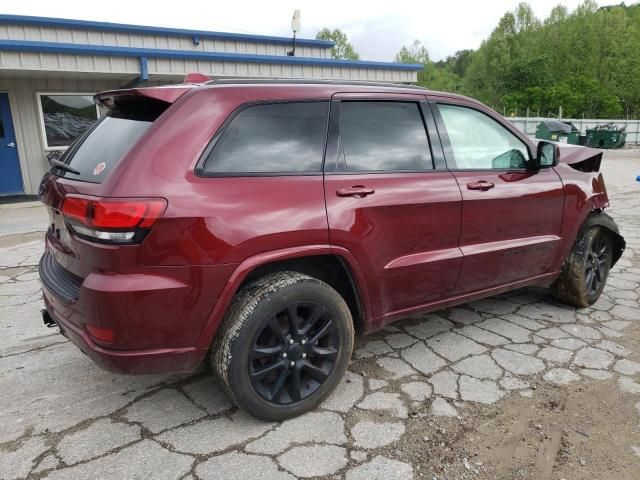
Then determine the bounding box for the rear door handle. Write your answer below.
[336,186,375,198]
[466,181,495,191]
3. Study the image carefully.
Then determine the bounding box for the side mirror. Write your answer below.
[534,141,558,169]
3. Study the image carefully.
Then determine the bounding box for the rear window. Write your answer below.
[52,96,168,183]
[201,102,329,174]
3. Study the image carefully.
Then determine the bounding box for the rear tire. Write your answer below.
[212,271,354,421]
[551,226,613,307]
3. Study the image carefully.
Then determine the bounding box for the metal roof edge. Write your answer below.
[0,14,334,48]
[0,39,425,71]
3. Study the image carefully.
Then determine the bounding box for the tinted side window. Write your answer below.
[338,102,432,172]
[203,102,329,174]
[438,104,529,170]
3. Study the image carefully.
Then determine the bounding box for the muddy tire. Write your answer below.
[212,271,354,421]
[551,226,613,307]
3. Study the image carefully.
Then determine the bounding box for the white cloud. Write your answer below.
[2,0,604,61]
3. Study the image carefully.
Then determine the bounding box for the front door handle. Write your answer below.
[6,142,15,148]
[466,181,495,191]
[336,186,375,198]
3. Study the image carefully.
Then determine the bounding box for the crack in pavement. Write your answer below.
[1,189,640,480]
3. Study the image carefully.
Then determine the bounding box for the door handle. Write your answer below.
[466,181,495,191]
[336,186,375,198]
[6,142,15,148]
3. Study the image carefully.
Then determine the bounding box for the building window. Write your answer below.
[37,93,100,149]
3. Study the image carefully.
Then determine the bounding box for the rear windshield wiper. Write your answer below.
[49,158,80,175]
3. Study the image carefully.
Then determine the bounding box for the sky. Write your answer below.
[1,0,606,61]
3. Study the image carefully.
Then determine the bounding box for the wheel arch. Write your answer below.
[581,211,626,267]
[197,245,370,351]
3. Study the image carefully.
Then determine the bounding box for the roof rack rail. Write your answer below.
[204,78,427,90]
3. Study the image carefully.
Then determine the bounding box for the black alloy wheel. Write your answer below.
[213,272,354,421]
[249,302,339,405]
[551,225,614,307]
[584,230,609,297]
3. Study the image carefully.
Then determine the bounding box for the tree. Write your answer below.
[394,40,430,64]
[458,1,640,118]
[545,5,568,25]
[315,28,359,60]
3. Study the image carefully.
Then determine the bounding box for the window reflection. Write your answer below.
[205,102,329,173]
[39,94,98,148]
[439,105,529,170]
[339,102,432,172]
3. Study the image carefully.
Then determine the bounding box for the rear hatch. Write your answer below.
[39,86,192,280]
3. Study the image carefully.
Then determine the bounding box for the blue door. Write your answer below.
[0,93,24,195]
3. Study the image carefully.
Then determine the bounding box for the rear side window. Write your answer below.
[53,96,168,183]
[202,102,329,174]
[338,102,432,172]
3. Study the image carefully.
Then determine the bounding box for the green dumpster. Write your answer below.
[535,120,580,144]
[586,123,627,149]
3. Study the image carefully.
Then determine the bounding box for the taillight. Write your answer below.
[61,195,166,244]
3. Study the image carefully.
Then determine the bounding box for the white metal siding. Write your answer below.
[0,24,329,58]
[148,57,414,82]
[0,51,416,83]
[0,50,140,75]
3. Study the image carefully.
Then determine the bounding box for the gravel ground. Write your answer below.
[1,149,639,479]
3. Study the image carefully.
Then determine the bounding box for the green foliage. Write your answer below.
[395,40,430,64]
[464,1,640,118]
[315,28,360,60]
[398,1,640,119]
[394,40,462,91]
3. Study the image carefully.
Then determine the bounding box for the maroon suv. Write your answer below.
[39,78,625,420]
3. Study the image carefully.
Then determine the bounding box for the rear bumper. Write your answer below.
[38,249,234,374]
[42,299,205,374]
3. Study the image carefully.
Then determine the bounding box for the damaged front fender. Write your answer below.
[581,212,626,266]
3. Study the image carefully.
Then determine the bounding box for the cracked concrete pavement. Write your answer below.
[1,152,640,479]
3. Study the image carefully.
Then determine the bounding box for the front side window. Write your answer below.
[338,102,432,172]
[38,94,100,148]
[438,104,529,170]
[203,102,329,174]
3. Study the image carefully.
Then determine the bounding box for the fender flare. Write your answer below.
[580,211,626,266]
[195,244,371,352]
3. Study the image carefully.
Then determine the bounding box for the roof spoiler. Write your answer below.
[94,73,210,108]
[94,85,193,108]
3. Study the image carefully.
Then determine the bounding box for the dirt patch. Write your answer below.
[377,323,640,479]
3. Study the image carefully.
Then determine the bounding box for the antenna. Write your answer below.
[287,9,301,56]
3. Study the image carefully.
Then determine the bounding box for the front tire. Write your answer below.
[551,226,613,307]
[212,271,354,421]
